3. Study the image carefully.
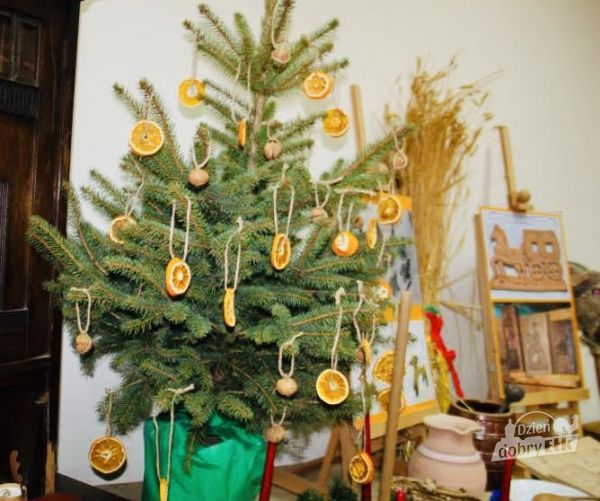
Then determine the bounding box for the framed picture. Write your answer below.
[519,312,553,375]
[500,304,524,373]
[548,308,577,374]
[478,208,570,301]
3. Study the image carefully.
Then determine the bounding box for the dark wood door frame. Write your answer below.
[0,0,80,494]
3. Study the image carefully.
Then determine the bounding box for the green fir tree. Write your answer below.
[28,0,410,441]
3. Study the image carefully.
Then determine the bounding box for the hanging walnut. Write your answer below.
[264,139,282,160]
[391,150,409,170]
[75,332,93,355]
[271,42,291,66]
[276,376,298,397]
[311,207,328,223]
[265,424,286,443]
[188,168,209,187]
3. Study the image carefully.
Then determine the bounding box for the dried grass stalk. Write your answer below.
[398,57,491,306]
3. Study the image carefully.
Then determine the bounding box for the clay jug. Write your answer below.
[408,413,487,496]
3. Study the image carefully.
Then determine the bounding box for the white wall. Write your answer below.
[61,0,600,485]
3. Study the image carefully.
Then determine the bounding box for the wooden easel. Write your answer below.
[497,126,533,213]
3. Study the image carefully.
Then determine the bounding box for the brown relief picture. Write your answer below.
[548,309,577,374]
[489,225,567,292]
[519,312,553,375]
[500,304,524,373]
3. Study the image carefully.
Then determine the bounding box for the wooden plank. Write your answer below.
[273,469,327,496]
[316,425,341,487]
[513,385,589,407]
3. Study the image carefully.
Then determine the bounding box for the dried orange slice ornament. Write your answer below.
[302,71,334,100]
[377,194,402,225]
[372,279,393,302]
[373,350,395,384]
[271,233,291,271]
[165,257,191,298]
[323,108,349,137]
[223,287,236,328]
[316,368,349,405]
[348,451,375,484]
[332,231,359,257]
[89,436,126,475]
[377,388,407,414]
[109,215,136,244]
[178,78,205,107]
[238,119,247,148]
[129,120,164,157]
[366,219,378,249]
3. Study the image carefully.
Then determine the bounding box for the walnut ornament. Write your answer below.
[264,138,282,160]
[311,206,328,223]
[265,424,286,443]
[75,331,93,355]
[276,376,298,397]
[271,42,291,66]
[188,167,209,187]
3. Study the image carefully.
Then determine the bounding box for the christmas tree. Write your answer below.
[28,0,410,447]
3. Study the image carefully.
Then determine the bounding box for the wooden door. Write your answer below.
[0,0,79,496]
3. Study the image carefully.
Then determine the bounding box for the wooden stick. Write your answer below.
[378,291,412,501]
[350,84,367,152]
[496,126,532,212]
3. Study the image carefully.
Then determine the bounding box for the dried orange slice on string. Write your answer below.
[323,108,349,137]
[178,78,205,107]
[238,119,247,148]
[271,233,291,271]
[223,287,236,327]
[348,451,375,484]
[129,120,164,157]
[332,231,359,257]
[366,219,378,249]
[109,215,136,244]
[373,350,395,384]
[316,368,349,405]
[377,194,402,225]
[165,257,191,297]
[88,436,126,475]
[377,388,407,414]
[302,71,334,100]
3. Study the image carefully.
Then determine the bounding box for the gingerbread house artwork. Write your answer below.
[489,225,568,292]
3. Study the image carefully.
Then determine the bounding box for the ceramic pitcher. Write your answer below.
[408,413,487,496]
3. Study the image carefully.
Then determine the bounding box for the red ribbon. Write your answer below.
[361,412,372,501]
[425,309,464,398]
[259,441,277,501]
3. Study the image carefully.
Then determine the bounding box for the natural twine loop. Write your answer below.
[352,281,366,344]
[192,133,211,169]
[224,217,244,291]
[70,287,92,334]
[313,182,331,210]
[273,164,295,236]
[168,196,192,261]
[335,192,354,233]
[229,61,252,122]
[152,384,195,501]
[124,162,145,218]
[270,407,287,427]
[377,233,389,267]
[278,332,305,378]
[330,287,346,370]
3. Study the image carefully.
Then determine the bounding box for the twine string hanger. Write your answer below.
[272,164,295,236]
[152,384,195,501]
[270,407,287,428]
[369,314,377,345]
[352,281,366,344]
[313,182,331,210]
[245,62,252,119]
[330,287,346,370]
[192,132,211,169]
[168,196,192,261]
[191,46,198,79]
[377,233,389,267]
[124,162,145,218]
[278,332,305,378]
[223,217,244,290]
[71,287,92,334]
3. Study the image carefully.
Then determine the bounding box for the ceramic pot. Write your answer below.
[449,399,513,491]
[407,413,487,496]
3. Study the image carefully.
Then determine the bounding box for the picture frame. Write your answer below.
[548,308,577,374]
[519,311,553,375]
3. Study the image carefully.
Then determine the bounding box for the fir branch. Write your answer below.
[183,20,240,76]
[198,4,242,58]
[273,0,294,44]
[233,13,256,66]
